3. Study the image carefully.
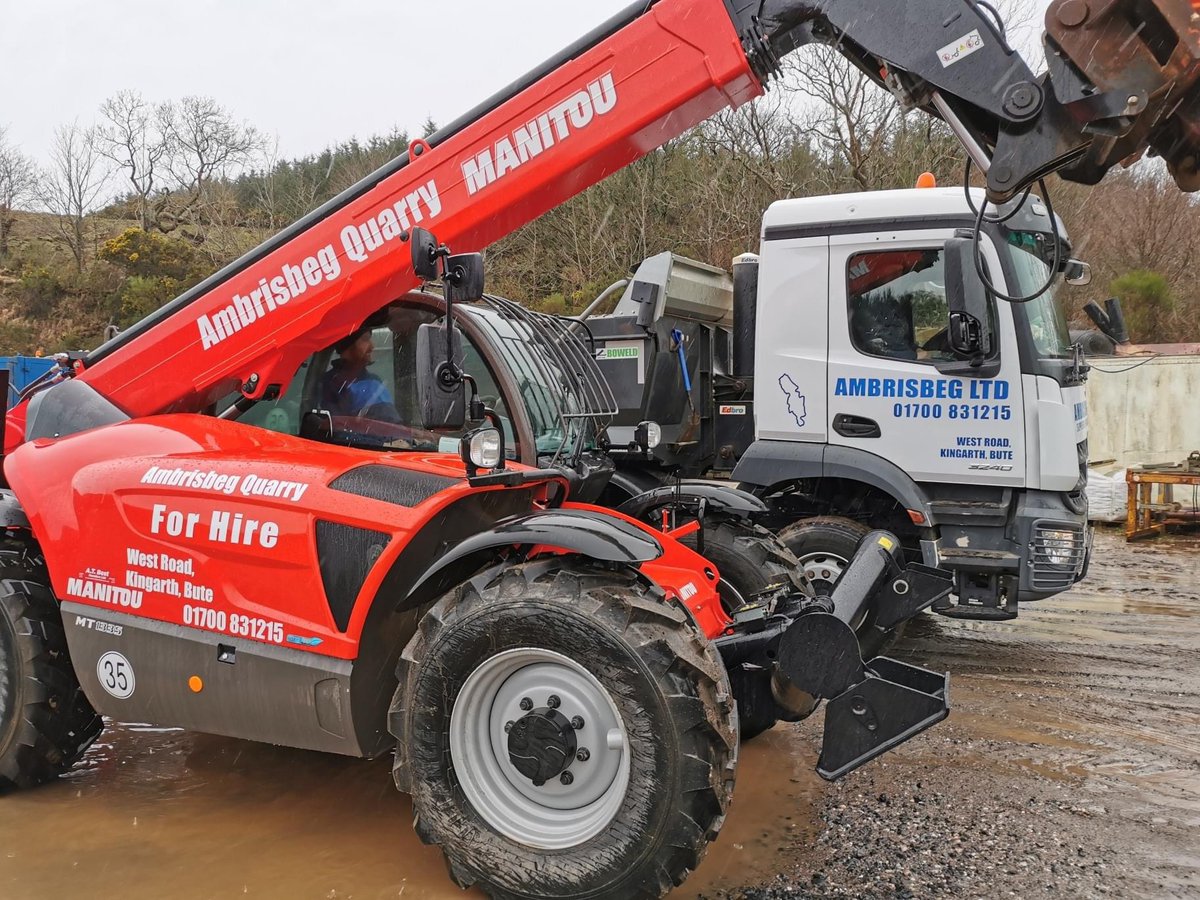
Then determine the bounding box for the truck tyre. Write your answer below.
[775,517,907,659]
[390,560,737,900]
[679,519,808,740]
[0,543,103,791]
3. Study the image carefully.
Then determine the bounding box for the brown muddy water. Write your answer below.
[2,528,1198,899]
[0,719,824,899]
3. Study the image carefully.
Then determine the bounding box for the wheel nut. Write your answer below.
[504,720,514,733]
[560,771,574,785]
[576,748,590,762]
[547,694,561,709]
[571,716,585,730]
[519,697,533,711]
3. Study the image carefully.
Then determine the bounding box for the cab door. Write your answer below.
[826,230,1025,487]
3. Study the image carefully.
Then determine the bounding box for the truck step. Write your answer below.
[927,499,1010,526]
[937,604,1019,622]
[936,548,1021,572]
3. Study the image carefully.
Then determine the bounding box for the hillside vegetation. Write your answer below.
[3,53,1199,357]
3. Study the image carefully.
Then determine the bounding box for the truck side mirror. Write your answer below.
[410,227,441,281]
[416,322,466,430]
[1064,259,1091,286]
[943,237,994,362]
[444,252,485,303]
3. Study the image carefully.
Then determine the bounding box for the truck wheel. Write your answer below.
[389,560,737,900]
[775,517,907,659]
[0,544,103,791]
[679,520,807,740]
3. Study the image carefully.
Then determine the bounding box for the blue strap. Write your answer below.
[672,329,692,393]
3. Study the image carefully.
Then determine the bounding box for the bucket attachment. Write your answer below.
[716,529,953,778]
[816,657,949,781]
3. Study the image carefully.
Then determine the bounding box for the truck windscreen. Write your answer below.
[1006,232,1073,359]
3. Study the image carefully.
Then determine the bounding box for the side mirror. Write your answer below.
[943,237,994,362]
[1086,297,1130,345]
[1064,259,1092,286]
[410,227,440,281]
[416,322,466,430]
[444,252,485,303]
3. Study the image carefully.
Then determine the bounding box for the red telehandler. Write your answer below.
[2,1,1198,897]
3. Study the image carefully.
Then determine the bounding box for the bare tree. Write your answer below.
[0,126,37,259]
[788,48,903,191]
[159,96,261,234]
[97,90,171,232]
[38,122,110,273]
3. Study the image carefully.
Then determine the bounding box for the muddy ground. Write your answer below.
[1,527,1197,899]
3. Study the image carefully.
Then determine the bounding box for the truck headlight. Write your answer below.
[465,428,502,469]
[1040,529,1077,565]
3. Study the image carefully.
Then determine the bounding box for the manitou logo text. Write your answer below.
[462,73,617,195]
[68,576,144,610]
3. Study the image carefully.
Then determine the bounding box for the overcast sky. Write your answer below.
[1,0,634,166]
[2,0,1052,170]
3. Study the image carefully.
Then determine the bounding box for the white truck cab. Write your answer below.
[733,188,1090,617]
[591,186,1091,621]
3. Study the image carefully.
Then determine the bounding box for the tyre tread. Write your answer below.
[0,543,103,792]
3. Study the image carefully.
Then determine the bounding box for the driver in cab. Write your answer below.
[320,326,400,421]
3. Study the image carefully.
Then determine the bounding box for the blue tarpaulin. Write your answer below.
[1,356,56,409]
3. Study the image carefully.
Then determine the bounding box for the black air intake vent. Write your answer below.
[330,466,457,507]
[316,521,391,631]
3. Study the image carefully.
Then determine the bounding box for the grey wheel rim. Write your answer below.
[797,550,870,630]
[449,647,631,850]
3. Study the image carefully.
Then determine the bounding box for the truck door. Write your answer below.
[826,232,1025,487]
[754,235,830,443]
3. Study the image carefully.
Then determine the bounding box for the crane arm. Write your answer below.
[732,0,1200,198]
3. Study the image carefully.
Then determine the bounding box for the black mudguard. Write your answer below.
[616,481,767,522]
[403,508,662,605]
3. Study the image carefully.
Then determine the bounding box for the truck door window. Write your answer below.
[847,248,958,363]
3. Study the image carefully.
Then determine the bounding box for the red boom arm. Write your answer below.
[71,0,761,420]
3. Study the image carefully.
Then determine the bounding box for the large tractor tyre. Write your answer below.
[679,519,808,740]
[678,519,807,612]
[0,544,103,791]
[390,560,738,900]
[775,516,907,660]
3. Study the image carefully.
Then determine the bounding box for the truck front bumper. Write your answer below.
[1013,490,1091,601]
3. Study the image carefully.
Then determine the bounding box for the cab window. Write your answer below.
[237,306,517,457]
[846,248,957,364]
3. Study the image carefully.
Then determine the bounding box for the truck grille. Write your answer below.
[1029,523,1087,591]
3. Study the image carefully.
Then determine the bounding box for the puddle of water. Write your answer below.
[684,725,823,897]
[0,722,473,900]
[0,719,825,899]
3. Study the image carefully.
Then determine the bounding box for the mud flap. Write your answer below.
[816,657,949,781]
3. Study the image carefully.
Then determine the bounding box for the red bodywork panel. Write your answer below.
[4,417,729,659]
[45,0,760,423]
